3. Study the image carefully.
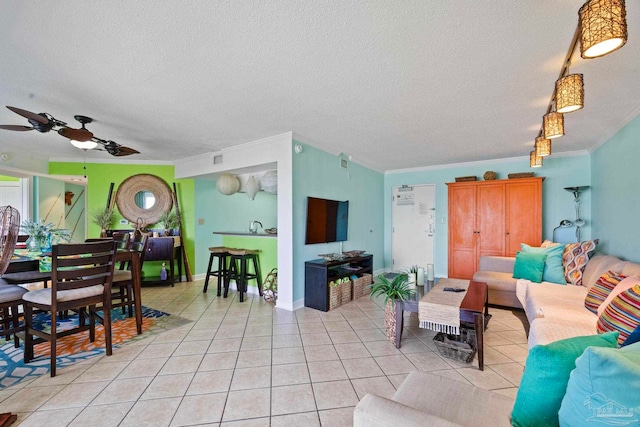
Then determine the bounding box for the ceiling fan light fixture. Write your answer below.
[556,74,584,113]
[530,150,543,168]
[70,139,98,150]
[579,0,627,59]
[535,136,552,157]
[543,111,564,139]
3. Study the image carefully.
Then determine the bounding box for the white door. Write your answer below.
[391,184,436,272]
[0,181,23,210]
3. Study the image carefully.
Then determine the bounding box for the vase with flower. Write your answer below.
[20,219,72,253]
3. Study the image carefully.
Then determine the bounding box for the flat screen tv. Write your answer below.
[305,197,349,244]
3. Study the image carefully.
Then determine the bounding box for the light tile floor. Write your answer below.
[2,280,529,426]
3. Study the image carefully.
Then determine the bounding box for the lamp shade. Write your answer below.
[245,175,259,200]
[535,136,552,157]
[543,111,564,139]
[216,173,240,195]
[579,0,627,59]
[530,150,543,168]
[556,74,584,113]
[70,140,98,150]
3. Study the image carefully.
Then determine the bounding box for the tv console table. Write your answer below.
[305,254,373,311]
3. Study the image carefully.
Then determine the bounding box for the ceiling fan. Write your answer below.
[0,106,139,157]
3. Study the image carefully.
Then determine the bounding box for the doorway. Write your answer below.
[391,184,436,272]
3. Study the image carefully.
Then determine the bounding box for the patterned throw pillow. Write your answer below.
[563,240,598,285]
[584,271,627,314]
[597,284,640,346]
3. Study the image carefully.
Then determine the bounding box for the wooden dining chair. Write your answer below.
[112,233,147,320]
[22,240,117,377]
[0,205,27,348]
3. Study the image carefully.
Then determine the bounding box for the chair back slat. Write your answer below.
[51,241,116,293]
[113,232,131,250]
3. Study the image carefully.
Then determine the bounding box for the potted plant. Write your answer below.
[368,273,415,343]
[158,210,179,236]
[407,265,419,288]
[91,207,114,237]
[20,219,72,252]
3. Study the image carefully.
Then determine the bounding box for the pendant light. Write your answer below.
[543,110,564,139]
[216,173,240,195]
[579,0,627,59]
[556,74,584,113]
[535,136,552,157]
[245,175,260,200]
[530,151,543,168]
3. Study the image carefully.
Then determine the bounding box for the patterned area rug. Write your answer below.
[0,307,191,388]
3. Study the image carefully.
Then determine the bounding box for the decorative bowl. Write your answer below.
[264,228,278,234]
[342,250,365,257]
[318,253,345,261]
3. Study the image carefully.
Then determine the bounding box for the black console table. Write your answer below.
[305,254,373,311]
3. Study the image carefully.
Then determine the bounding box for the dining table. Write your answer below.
[5,247,144,335]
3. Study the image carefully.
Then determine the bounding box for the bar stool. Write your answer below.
[203,247,230,295]
[225,248,262,302]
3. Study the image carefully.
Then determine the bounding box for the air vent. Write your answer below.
[213,155,223,165]
[340,158,348,169]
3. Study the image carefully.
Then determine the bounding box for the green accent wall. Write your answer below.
[591,114,640,263]
[384,154,591,278]
[0,175,20,182]
[222,236,278,292]
[48,162,196,275]
[292,142,385,302]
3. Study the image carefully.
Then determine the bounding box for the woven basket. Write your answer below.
[352,273,372,299]
[433,329,477,363]
[329,283,342,310]
[341,279,352,304]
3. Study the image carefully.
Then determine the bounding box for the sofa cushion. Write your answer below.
[523,281,590,323]
[582,254,626,290]
[391,371,514,427]
[558,342,640,427]
[528,318,599,348]
[511,331,619,427]
[563,240,598,285]
[513,252,546,283]
[622,324,640,347]
[522,243,566,284]
[584,270,627,314]
[597,284,640,346]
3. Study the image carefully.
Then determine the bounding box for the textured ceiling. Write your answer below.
[0,1,638,172]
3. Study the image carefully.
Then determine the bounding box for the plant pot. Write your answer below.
[384,300,396,344]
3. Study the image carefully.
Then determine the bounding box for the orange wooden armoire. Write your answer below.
[447,177,543,279]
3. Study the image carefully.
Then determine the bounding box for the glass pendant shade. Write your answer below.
[530,151,543,168]
[543,111,565,139]
[556,74,584,113]
[70,140,98,150]
[535,136,552,157]
[579,0,627,59]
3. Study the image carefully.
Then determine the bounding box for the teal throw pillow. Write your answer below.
[511,331,619,427]
[521,243,566,284]
[558,341,640,427]
[513,251,547,283]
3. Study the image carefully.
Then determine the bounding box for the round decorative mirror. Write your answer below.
[115,174,173,227]
[134,191,156,209]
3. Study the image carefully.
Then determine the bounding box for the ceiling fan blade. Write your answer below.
[58,127,94,141]
[112,146,139,156]
[0,125,34,131]
[6,106,50,125]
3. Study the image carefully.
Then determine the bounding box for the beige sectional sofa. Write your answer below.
[354,253,640,426]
